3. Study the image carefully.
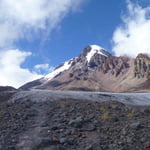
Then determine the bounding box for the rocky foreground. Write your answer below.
[0,91,150,150]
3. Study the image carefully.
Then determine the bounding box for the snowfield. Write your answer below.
[10,90,150,106]
[86,45,108,63]
[44,60,73,81]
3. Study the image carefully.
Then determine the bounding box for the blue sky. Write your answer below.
[0,0,149,87]
[21,0,125,67]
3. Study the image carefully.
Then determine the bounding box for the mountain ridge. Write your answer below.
[20,45,150,92]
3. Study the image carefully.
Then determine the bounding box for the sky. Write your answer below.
[0,0,150,88]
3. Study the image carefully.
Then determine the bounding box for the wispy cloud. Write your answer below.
[34,64,54,74]
[0,0,85,87]
[0,0,85,48]
[112,0,150,57]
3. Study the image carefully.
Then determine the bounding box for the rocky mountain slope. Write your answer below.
[21,45,150,92]
[0,86,17,92]
[0,90,150,150]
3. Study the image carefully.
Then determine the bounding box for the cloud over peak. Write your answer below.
[0,0,85,48]
[112,0,150,57]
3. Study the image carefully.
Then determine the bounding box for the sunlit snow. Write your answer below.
[44,44,109,80]
[44,60,72,80]
[86,45,108,63]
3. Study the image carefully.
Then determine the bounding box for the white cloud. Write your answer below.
[112,0,150,57]
[0,0,86,88]
[0,49,43,88]
[0,0,85,48]
[34,64,54,74]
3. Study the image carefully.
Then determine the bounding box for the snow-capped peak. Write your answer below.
[44,60,72,80]
[86,45,108,63]
[43,45,110,80]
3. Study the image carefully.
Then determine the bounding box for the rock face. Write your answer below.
[134,54,150,79]
[20,45,150,92]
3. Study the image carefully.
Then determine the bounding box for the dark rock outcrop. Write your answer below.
[134,54,150,79]
[0,86,17,92]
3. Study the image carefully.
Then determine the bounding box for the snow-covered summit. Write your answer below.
[44,59,73,80]
[86,45,110,63]
[43,45,111,80]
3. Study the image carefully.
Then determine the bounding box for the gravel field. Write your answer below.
[10,90,150,106]
[0,90,149,150]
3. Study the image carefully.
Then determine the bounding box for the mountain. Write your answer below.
[20,45,150,92]
[0,86,17,92]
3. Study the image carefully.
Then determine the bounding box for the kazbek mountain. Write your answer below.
[20,45,150,92]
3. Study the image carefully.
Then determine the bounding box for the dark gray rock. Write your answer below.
[122,129,127,135]
[48,145,66,150]
[111,116,119,122]
[85,144,93,150]
[90,140,102,150]
[41,122,49,127]
[38,138,53,148]
[130,122,142,129]
[51,126,58,130]
[59,137,68,144]
[126,137,132,143]
[59,137,75,145]
[81,124,96,131]
[68,116,84,128]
